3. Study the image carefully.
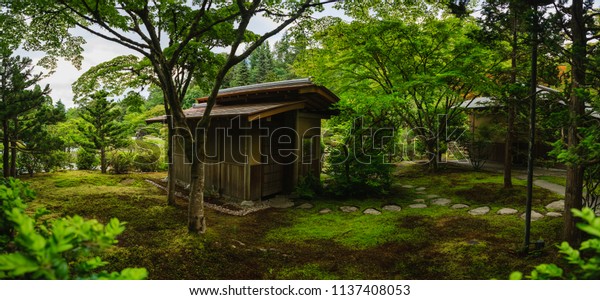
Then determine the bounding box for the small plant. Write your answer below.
[132,140,162,172]
[510,207,600,280]
[76,148,98,170]
[0,179,147,279]
[294,174,323,200]
[108,150,134,174]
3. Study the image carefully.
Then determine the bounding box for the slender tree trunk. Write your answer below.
[2,119,9,178]
[166,124,176,206]
[564,0,586,246]
[504,5,518,189]
[100,147,107,173]
[10,118,17,177]
[188,128,206,233]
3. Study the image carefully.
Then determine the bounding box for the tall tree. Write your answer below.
[295,12,500,170]
[77,91,129,174]
[0,53,50,178]
[249,42,276,83]
[12,0,333,233]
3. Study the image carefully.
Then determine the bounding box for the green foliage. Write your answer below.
[511,208,600,279]
[294,174,323,200]
[0,178,146,279]
[108,150,134,174]
[0,178,35,245]
[77,90,130,173]
[76,148,98,171]
[132,140,163,172]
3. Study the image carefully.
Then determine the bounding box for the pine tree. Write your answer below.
[0,53,50,177]
[77,91,129,173]
[249,42,276,84]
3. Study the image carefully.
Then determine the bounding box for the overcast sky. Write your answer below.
[20,6,346,109]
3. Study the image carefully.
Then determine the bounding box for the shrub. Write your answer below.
[76,148,98,170]
[0,179,147,279]
[108,150,134,174]
[294,174,323,200]
[133,140,162,172]
[325,144,393,197]
[510,208,600,280]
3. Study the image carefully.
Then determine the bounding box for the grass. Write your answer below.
[19,166,566,279]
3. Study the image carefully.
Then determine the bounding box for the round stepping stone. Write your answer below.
[402,185,415,189]
[319,208,332,214]
[431,198,452,206]
[340,206,359,213]
[546,212,562,217]
[382,204,402,212]
[520,210,544,221]
[413,199,425,203]
[426,194,439,199]
[297,203,313,209]
[241,201,254,207]
[469,206,490,216]
[409,204,427,208]
[415,187,427,191]
[497,208,518,215]
[415,191,426,195]
[451,204,469,209]
[268,198,295,208]
[545,200,565,212]
[363,208,382,215]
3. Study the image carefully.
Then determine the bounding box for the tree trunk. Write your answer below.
[166,121,176,206]
[100,147,107,173]
[10,118,17,177]
[564,0,586,246]
[504,5,518,189]
[2,119,9,178]
[188,129,206,234]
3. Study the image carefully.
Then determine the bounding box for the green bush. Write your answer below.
[511,208,600,280]
[294,174,323,200]
[108,150,134,174]
[325,144,393,197]
[132,140,162,172]
[76,148,98,170]
[0,179,147,279]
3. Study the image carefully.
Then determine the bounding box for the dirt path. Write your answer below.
[448,160,566,196]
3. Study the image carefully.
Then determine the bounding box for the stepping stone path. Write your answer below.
[297,203,314,209]
[520,210,544,221]
[382,205,402,212]
[340,206,359,213]
[409,204,427,209]
[451,204,469,209]
[402,185,415,189]
[267,197,295,208]
[319,208,332,214]
[363,208,382,215]
[415,187,427,191]
[497,208,518,215]
[241,201,254,207]
[426,194,439,199]
[469,206,490,216]
[413,199,426,203]
[545,200,565,212]
[546,212,562,217]
[431,198,452,206]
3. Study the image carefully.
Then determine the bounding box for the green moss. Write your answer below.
[18,167,564,279]
[275,263,339,280]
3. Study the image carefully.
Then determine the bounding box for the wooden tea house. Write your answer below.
[146,78,339,202]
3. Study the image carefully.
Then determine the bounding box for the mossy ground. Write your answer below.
[22,166,565,279]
